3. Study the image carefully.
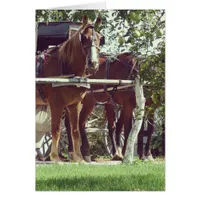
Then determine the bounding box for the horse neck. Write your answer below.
[67,44,86,76]
[111,61,130,79]
[59,33,87,77]
[93,58,130,79]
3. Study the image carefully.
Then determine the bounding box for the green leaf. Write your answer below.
[129,11,135,20]
[156,29,163,37]
[133,30,141,37]
[151,94,158,104]
[118,36,125,45]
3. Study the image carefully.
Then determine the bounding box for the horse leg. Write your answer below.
[105,104,121,160]
[113,108,124,160]
[64,111,73,159]
[66,102,84,162]
[122,104,134,156]
[137,123,145,160]
[144,119,154,161]
[79,96,96,162]
[49,104,64,162]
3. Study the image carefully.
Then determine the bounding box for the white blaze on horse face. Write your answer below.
[90,39,99,68]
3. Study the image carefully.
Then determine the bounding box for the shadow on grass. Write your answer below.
[36,173,165,191]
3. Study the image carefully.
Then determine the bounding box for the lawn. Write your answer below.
[35,159,165,191]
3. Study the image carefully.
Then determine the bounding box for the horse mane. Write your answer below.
[58,22,91,65]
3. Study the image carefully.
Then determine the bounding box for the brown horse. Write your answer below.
[64,52,140,162]
[36,16,103,162]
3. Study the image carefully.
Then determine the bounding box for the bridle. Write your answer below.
[79,24,101,51]
[78,24,100,71]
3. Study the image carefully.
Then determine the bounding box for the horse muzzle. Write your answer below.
[86,62,99,76]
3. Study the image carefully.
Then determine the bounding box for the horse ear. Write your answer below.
[95,16,102,25]
[82,15,89,25]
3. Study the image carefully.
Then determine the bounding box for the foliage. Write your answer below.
[151,133,165,157]
[151,122,165,157]
[36,159,165,191]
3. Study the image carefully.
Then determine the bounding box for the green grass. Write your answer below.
[36,159,165,191]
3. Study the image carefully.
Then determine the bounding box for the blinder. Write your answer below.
[78,23,105,75]
[100,36,105,46]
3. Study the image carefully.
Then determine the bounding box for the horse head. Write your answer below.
[79,15,103,75]
[115,52,140,80]
[59,15,104,76]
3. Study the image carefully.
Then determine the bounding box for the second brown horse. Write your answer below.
[64,52,140,162]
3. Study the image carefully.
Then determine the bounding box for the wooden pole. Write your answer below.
[35,22,38,54]
[36,77,135,85]
[123,76,146,164]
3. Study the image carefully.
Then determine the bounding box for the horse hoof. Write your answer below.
[68,152,73,160]
[146,155,154,161]
[72,153,85,163]
[83,156,92,163]
[50,154,62,162]
[112,154,123,161]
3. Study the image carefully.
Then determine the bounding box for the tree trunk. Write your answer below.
[35,22,38,53]
[123,76,146,164]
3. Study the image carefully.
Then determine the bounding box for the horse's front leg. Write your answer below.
[105,103,117,155]
[105,104,123,160]
[64,111,73,159]
[50,104,64,162]
[67,102,84,163]
[115,108,124,159]
[79,95,96,162]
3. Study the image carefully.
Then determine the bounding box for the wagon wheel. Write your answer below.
[35,133,52,159]
[58,125,69,158]
[36,123,69,160]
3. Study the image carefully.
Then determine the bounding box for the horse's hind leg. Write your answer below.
[137,125,145,160]
[67,102,84,162]
[112,107,124,160]
[64,111,73,159]
[105,104,116,154]
[50,104,64,162]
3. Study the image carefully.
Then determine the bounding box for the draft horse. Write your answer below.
[36,16,103,162]
[65,55,161,161]
[64,52,140,162]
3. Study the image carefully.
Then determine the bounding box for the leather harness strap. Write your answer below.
[90,54,137,105]
[104,58,111,92]
[127,57,137,80]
